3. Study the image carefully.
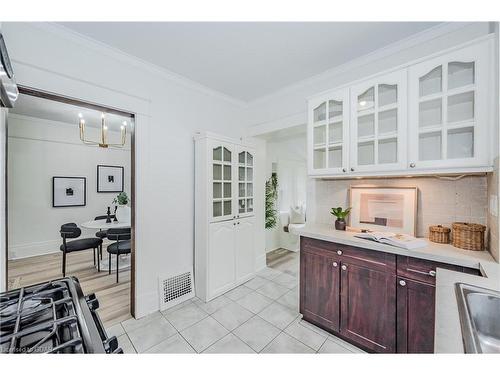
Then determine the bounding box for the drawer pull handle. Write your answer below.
[407,268,436,277]
[337,250,343,256]
[399,280,406,286]
[341,265,347,271]
[332,262,338,267]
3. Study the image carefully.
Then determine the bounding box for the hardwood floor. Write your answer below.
[8,248,132,328]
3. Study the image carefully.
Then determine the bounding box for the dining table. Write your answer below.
[81,218,131,272]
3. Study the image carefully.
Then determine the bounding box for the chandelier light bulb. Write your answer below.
[78,113,83,118]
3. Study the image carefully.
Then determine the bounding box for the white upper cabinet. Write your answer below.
[307,38,493,178]
[349,70,407,173]
[408,41,491,170]
[209,139,255,223]
[308,88,349,176]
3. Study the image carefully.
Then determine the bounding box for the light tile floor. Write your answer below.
[109,249,366,354]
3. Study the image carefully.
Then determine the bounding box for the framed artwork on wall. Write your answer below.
[349,186,418,236]
[52,177,86,207]
[97,165,124,193]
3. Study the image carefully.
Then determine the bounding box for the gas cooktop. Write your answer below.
[0,277,122,354]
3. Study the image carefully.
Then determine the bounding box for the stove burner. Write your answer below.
[0,277,122,354]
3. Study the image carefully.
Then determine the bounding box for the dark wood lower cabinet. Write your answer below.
[340,262,396,353]
[299,237,482,354]
[396,277,435,353]
[300,247,340,332]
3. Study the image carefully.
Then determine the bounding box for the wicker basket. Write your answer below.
[452,222,486,251]
[429,225,450,244]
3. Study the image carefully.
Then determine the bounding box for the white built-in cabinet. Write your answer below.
[195,133,256,302]
[308,38,493,178]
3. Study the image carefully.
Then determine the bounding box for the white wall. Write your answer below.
[7,114,131,259]
[1,22,249,317]
[264,132,307,252]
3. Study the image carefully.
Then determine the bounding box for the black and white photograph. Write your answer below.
[97,165,124,193]
[52,176,86,207]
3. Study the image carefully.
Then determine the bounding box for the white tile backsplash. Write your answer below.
[311,176,488,238]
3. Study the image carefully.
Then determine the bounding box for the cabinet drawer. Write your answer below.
[397,256,478,284]
[337,244,396,273]
[301,237,396,273]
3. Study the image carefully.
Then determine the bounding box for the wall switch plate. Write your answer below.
[489,195,498,217]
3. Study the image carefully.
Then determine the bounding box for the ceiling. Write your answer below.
[11,93,133,131]
[57,22,441,102]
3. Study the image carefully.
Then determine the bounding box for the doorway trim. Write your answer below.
[4,85,137,317]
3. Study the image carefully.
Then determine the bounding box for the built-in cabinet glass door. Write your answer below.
[350,71,406,172]
[309,89,349,175]
[237,149,254,216]
[408,42,488,169]
[211,143,234,222]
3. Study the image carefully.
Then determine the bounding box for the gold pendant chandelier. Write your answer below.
[78,112,127,148]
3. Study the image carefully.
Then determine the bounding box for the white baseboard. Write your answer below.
[8,239,61,260]
[255,254,267,271]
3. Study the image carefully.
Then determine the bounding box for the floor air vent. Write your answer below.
[158,269,195,311]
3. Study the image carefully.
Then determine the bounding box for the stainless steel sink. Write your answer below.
[455,283,500,353]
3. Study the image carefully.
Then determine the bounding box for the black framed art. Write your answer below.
[52,177,86,207]
[97,165,124,193]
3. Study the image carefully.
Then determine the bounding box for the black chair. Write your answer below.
[60,223,103,276]
[94,215,115,260]
[107,227,131,283]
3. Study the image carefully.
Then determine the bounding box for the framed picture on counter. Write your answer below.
[349,186,418,236]
[97,165,124,193]
[52,176,86,207]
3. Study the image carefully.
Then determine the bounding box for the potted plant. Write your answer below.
[331,207,351,231]
[113,192,130,223]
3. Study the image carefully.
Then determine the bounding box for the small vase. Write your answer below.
[115,204,131,223]
[335,219,346,231]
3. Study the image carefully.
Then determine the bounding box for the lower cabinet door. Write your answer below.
[340,262,396,353]
[209,221,236,297]
[396,277,435,353]
[300,248,340,332]
[235,217,255,283]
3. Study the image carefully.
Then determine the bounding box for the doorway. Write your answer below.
[4,86,136,325]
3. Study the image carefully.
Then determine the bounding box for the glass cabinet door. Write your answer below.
[409,41,489,169]
[350,70,406,172]
[416,61,475,162]
[211,144,233,221]
[309,89,349,175]
[237,150,254,216]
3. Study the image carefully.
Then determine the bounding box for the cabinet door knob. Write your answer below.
[342,168,346,173]
[428,270,436,277]
[399,280,406,286]
[332,262,338,267]
[336,250,343,256]
[350,168,355,172]
[237,222,240,225]
[409,162,416,168]
[341,265,347,271]
[233,223,236,226]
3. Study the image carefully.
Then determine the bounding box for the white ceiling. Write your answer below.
[11,94,133,131]
[57,22,441,102]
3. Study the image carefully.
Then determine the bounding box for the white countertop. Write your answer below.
[292,223,500,353]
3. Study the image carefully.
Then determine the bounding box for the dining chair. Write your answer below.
[106,227,131,283]
[60,223,103,276]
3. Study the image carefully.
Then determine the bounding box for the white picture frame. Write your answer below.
[349,186,418,236]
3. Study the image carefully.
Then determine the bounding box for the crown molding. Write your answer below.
[30,22,246,108]
[246,22,481,106]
